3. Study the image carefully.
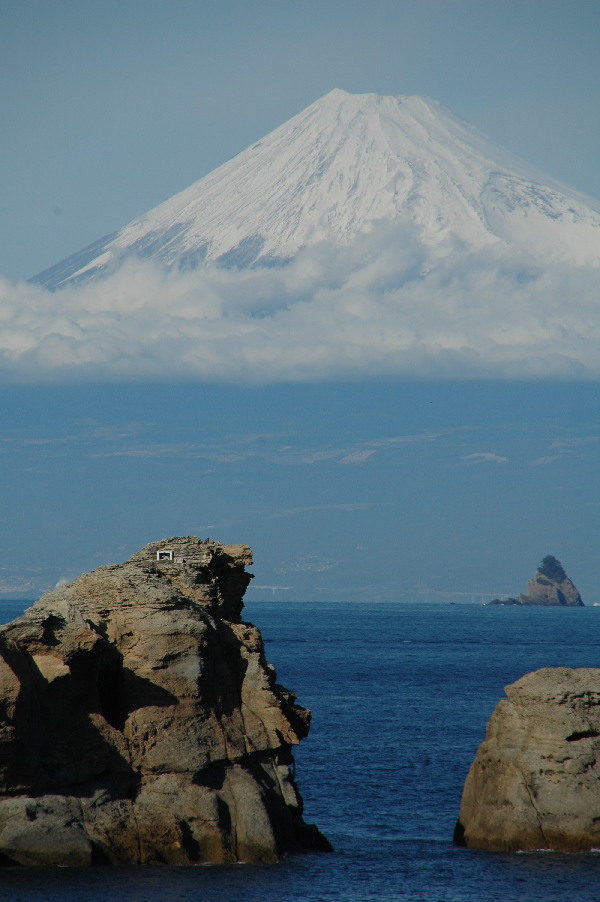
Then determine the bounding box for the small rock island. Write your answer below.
[0,537,330,866]
[455,668,600,851]
[489,555,583,606]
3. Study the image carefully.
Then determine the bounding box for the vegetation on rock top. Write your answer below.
[538,555,567,583]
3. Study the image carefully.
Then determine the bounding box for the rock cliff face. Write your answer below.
[0,537,330,866]
[455,668,600,851]
[489,556,583,606]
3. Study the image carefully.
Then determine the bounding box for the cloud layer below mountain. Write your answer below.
[3,226,600,382]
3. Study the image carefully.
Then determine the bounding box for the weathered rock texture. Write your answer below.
[0,537,330,866]
[455,667,600,851]
[489,556,583,606]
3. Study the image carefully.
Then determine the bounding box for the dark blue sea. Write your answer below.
[1,598,600,901]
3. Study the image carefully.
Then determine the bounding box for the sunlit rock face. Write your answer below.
[455,667,600,851]
[0,537,330,866]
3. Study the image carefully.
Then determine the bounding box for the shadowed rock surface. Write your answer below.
[455,667,600,851]
[489,556,583,606]
[0,537,331,866]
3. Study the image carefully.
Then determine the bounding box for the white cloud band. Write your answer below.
[3,225,600,381]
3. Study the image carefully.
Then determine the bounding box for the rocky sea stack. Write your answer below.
[455,667,600,851]
[489,556,583,606]
[0,537,330,866]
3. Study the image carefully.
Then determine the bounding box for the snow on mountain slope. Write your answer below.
[32,90,600,290]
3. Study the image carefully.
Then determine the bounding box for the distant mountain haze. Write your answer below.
[31,90,600,290]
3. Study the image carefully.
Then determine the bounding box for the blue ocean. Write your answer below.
[1,598,600,901]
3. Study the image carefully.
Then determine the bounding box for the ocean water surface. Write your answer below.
[1,599,600,901]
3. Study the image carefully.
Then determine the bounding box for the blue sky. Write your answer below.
[1,0,599,281]
[0,2,598,604]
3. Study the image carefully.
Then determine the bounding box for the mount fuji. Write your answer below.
[32,90,600,290]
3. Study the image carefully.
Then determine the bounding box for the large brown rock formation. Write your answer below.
[0,537,330,866]
[455,667,600,851]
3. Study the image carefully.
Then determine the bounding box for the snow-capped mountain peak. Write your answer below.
[32,89,600,289]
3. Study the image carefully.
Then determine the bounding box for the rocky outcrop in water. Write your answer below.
[489,556,583,606]
[454,667,600,851]
[0,537,330,866]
